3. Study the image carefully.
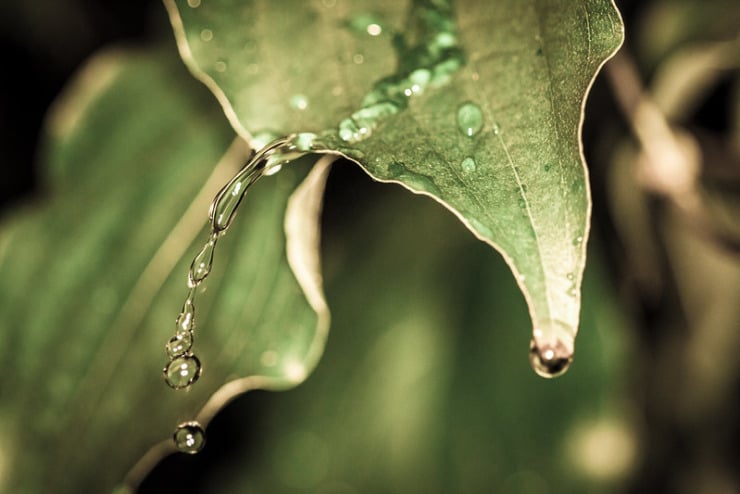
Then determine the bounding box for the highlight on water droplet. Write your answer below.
[163,354,202,389]
[529,321,575,378]
[457,102,483,137]
[573,235,584,246]
[173,421,206,454]
[189,236,217,286]
[176,302,195,333]
[166,332,193,359]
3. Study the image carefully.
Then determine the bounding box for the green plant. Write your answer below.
[1,0,739,492]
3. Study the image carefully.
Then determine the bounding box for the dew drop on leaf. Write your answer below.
[461,157,476,173]
[163,354,202,389]
[173,421,206,454]
[456,102,483,137]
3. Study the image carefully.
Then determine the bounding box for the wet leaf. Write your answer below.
[0,47,328,492]
[143,171,635,494]
[166,0,624,359]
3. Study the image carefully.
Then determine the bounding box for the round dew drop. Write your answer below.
[456,102,483,137]
[461,157,476,173]
[173,421,206,454]
[163,354,202,389]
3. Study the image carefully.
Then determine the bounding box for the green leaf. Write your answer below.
[0,47,329,492]
[148,173,634,493]
[165,0,624,363]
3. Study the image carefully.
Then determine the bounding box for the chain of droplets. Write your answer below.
[162,134,316,392]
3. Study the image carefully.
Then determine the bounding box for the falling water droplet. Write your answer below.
[163,354,202,389]
[176,295,196,333]
[166,332,193,359]
[461,157,476,173]
[189,236,218,286]
[174,421,206,454]
[211,167,261,232]
[529,338,573,378]
[456,102,483,137]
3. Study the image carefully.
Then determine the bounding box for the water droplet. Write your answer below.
[461,157,476,173]
[189,236,217,286]
[200,29,213,42]
[353,53,364,64]
[290,94,309,111]
[176,295,196,333]
[457,102,483,137]
[294,132,316,151]
[529,338,573,378]
[214,60,227,72]
[187,0,200,7]
[166,332,193,359]
[163,354,202,389]
[174,421,206,454]
[518,198,526,209]
[492,123,501,135]
[573,235,583,246]
[566,272,575,280]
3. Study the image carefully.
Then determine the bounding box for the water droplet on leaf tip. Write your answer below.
[529,339,573,378]
[166,332,193,359]
[174,421,206,454]
[163,354,202,389]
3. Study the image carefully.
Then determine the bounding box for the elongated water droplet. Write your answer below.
[176,298,195,334]
[166,332,193,359]
[189,236,217,286]
[174,421,206,454]
[163,354,202,389]
[211,167,261,232]
[457,102,483,137]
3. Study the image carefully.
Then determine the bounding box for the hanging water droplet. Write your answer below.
[529,338,573,378]
[166,332,193,359]
[163,354,202,389]
[461,157,476,173]
[189,236,217,286]
[173,421,206,454]
[457,102,483,137]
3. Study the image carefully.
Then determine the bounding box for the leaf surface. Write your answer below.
[0,47,328,493]
[166,0,624,351]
